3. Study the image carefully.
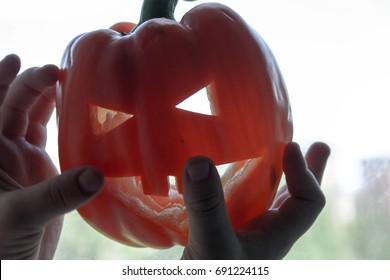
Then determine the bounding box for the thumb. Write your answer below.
[182,156,242,259]
[7,166,104,227]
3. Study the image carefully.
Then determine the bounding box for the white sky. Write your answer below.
[1,0,390,193]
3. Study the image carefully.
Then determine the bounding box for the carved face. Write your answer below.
[57,4,292,248]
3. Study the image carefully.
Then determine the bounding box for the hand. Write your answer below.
[0,54,104,259]
[0,54,58,186]
[181,141,330,259]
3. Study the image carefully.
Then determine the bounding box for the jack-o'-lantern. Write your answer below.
[56,0,293,248]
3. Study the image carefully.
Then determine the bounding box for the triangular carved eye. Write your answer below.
[89,104,134,135]
[175,85,218,116]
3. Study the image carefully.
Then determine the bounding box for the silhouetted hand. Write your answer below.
[0,54,104,259]
[182,142,330,259]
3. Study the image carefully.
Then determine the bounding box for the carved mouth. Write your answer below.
[106,157,263,194]
[105,156,264,215]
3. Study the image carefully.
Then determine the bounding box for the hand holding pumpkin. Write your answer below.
[182,142,330,259]
[0,54,104,259]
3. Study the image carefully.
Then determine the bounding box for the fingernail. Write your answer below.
[78,168,104,195]
[186,158,211,182]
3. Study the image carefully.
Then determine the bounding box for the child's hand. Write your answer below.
[182,142,330,259]
[0,55,104,259]
[0,54,59,186]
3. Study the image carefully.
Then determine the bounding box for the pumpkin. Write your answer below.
[56,0,293,248]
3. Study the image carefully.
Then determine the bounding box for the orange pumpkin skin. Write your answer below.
[57,3,293,248]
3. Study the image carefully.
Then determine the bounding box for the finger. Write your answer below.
[182,156,243,259]
[305,142,331,184]
[1,64,59,138]
[0,54,21,105]
[25,86,56,146]
[28,86,56,128]
[283,142,327,201]
[4,166,104,227]
[277,142,329,238]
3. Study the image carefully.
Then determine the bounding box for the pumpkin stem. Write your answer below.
[133,0,179,31]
